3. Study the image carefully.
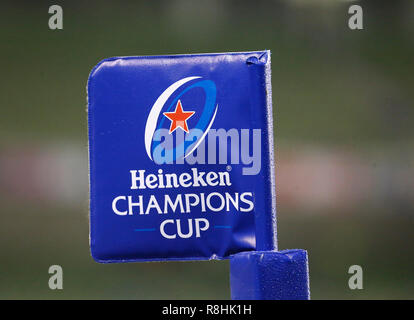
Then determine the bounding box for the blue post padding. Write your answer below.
[230,249,310,300]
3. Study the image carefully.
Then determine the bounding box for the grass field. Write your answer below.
[0,1,413,299]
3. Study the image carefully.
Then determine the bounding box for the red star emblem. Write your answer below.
[163,100,195,134]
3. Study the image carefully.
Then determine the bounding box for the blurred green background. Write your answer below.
[0,0,413,299]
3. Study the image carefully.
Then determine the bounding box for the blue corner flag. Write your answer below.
[87,51,310,299]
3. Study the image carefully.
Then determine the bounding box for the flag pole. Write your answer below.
[229,52,310,300]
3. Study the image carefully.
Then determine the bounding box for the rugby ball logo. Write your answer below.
[144,76,218,163]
